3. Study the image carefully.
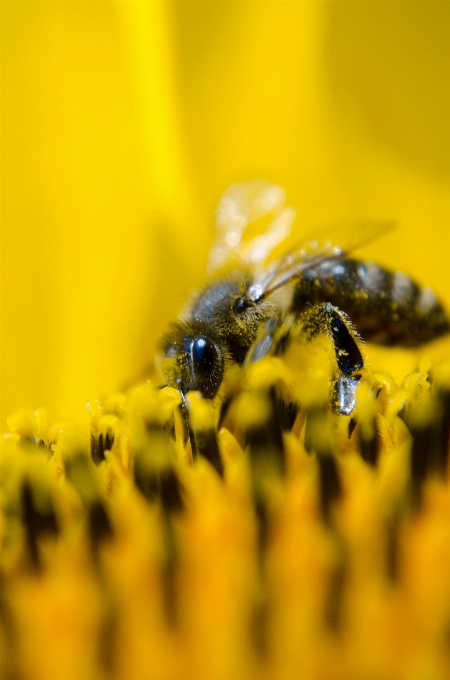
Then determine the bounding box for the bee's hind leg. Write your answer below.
[299,303,365,416]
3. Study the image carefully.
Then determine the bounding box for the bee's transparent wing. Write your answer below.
[207,180,296,273]
[248,219,395,302]
[298,219,395,258]
[207,180,394,296]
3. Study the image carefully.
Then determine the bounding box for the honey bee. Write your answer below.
[159,181,449,418]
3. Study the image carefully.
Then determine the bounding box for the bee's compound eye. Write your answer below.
[190,336,224,399]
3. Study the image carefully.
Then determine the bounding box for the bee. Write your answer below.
[159,181,449,418]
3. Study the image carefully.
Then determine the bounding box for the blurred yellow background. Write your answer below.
[2,1,450,430]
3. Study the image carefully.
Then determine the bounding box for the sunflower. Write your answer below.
[1,3,450,679]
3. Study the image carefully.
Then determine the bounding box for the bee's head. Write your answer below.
[160,324,225,400]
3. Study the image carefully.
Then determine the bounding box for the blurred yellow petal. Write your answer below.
[1,1,207,429]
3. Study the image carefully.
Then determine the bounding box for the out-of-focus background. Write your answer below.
[2,1,450,430]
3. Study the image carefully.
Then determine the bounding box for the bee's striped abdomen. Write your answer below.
[291,258,449,347]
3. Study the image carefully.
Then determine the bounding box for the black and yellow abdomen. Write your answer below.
[292,258,449,347]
